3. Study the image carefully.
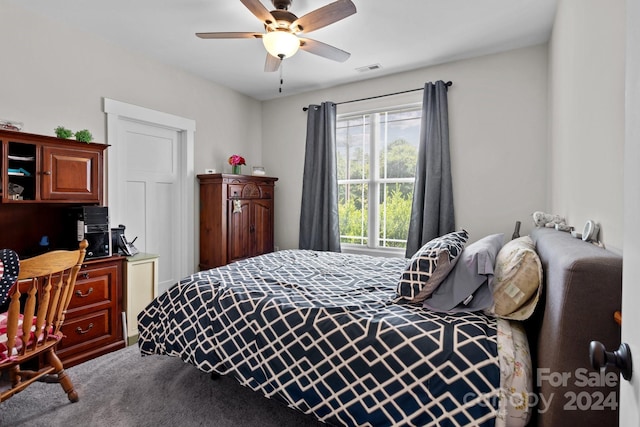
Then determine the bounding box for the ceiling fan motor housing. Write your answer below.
[268,9,299,32]
[272,0,293,10]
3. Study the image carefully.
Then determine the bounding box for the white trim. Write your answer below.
[341,244,406,259]
[103,98,197,277]
[104,99,196,132]
[336,102,423,120]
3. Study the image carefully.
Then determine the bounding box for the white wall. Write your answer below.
[0,2,263,178]
[619,0,638,420]
[548,0,625,251]
[621,0,640,422]
[5,0,625,258]
[262,45,549,251]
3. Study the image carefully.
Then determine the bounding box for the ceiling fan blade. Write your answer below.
[299,38,350,62]
[264,53,282,72]
[291,0,356,33]
[240,0,277,25]
[196,32,262,39]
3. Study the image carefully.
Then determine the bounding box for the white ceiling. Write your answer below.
[10,0,558,101]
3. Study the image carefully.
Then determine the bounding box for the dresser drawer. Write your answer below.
[57,256,125,368]
[58,309,113,351]
[259,185,273,199]
[67,264,118,311]
[68,275,109,308]
[228,184,245,198]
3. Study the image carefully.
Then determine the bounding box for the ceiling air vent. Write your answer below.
[356,64,382,73]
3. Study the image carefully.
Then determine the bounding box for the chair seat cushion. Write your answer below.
[0,312,55,363]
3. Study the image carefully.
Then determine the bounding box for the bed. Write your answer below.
[137,227,622,426]
[526,228,622,427]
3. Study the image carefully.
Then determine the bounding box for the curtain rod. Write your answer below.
[302,81,452,111]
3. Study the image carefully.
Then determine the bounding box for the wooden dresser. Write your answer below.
[198,173,278,270]
[57,256,125,367]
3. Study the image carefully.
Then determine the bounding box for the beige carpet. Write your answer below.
[0,344,326,426]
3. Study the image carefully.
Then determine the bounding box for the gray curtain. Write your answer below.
[405,81,455,257]
[299,102,341,252]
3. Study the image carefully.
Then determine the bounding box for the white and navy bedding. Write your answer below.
[138,250,531,426]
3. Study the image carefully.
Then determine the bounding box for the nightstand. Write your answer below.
[124,253,159,345]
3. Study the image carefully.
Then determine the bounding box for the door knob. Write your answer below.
[589,341,633,381]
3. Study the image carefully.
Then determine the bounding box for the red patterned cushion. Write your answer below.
[0,312,47,362]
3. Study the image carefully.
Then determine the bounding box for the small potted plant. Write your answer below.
[228,154,246,174]
[74,129,93,143]
[54,126,73,139]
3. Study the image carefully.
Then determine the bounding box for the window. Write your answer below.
[336,104,421,251]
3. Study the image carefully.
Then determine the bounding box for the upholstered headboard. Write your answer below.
[527,228,622,427]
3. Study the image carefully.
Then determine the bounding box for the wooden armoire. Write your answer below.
[197,173,277,270]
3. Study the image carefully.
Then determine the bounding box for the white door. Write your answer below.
[621,0,640,422]
[104,98,196,295]
[119,120,180,293]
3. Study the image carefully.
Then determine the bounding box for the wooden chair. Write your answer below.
[0,240,87,403]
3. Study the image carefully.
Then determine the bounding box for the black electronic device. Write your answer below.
[111,224,126,255]
[111,224,139,256]
[119,233,139,256]
[68,206,110,259]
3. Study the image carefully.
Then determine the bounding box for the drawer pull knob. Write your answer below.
[75,323,94,335]
[75,287,94,298]
[81,273,90,279]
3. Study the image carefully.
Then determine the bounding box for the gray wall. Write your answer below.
[621,0,640,422]
[262,45,549,250]
[263,0,627,253]
[2,0,627,256]
[548,0,625,251]
[0,2,263,179]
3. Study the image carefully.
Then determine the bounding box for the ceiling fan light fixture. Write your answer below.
[263,30,300,59]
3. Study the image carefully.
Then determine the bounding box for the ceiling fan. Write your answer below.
[196,0,357,72]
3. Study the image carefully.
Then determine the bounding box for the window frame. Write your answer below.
[336,102,422,257]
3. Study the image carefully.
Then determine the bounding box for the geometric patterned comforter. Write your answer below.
[138,250,500,426]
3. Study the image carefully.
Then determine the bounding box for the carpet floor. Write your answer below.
[0,345,326,426]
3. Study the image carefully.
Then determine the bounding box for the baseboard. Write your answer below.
[127,334,139,346]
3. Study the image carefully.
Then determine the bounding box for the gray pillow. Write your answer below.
[423,233,504,312]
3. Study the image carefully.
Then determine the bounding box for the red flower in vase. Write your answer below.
[228,155,246,166]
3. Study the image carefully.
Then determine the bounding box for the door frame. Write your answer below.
[103,98,197,279]
[621,0,640,422]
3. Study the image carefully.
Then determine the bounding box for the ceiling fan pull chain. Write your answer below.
[279,60,284,93]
